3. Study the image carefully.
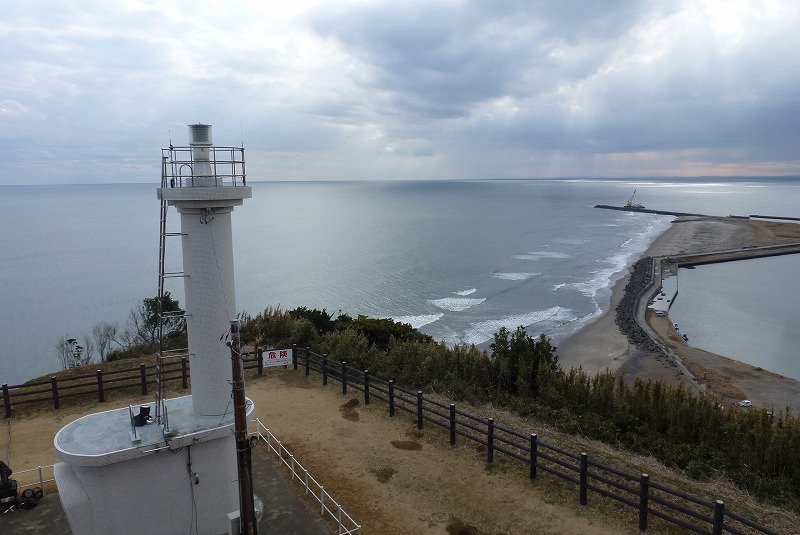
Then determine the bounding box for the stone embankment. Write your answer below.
[615,257,662,355]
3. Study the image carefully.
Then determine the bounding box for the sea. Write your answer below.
[2,178,799,386]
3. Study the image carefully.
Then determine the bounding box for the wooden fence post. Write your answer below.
[487,418,495,463]
[140,364,148,395]
[639,473,649,531]
[416,391,423,430]
[388,380,395,417]
[51,376,59,410]
[304,349,310,376]
[322,354,328,385]
[449,404,456,446]
[2,384,11,419]
[181,357,188,389]
[530,433,537,480]
[257,348,264,375]
[341,362,348,395]
[96,370,104,402]
[713,500,725,535]
[580,452,588,505]
[364,370,370,405]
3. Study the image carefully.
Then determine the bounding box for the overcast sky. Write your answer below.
[2,0,799,185]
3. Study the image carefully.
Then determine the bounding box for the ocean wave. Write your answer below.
[454,288,477,296]
[459,306,577,346]
[513,251,570,261]
[566,266,619,298]
[429,297,486,312]
[492,272,539,280]
[554,238,588,245]
[566,216,673,300]
[392,313,444,329]
[548,309,604,344]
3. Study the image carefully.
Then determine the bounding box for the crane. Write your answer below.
[625,189,645,209]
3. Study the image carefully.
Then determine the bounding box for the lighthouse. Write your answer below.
[159,123,251,415]
[53,125,255,535]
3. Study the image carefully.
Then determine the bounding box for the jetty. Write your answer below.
[664,242,800,266]
[595,204,707,217]
[596,204,800,264]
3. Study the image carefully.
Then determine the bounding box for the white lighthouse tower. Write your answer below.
[53,125,255,535]
[160,123,251,416]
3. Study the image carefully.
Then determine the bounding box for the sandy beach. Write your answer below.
[558,216,800,413]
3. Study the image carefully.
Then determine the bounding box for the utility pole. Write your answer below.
[229,319,257,534]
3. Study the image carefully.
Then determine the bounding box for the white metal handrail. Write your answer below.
[6,464,55,495]
[255,418,361,535]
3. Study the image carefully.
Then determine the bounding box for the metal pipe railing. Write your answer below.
[255,418,361,534]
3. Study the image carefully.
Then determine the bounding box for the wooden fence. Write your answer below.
[1,347,784,534]
[1,350,272,419]
[293,347,781,535]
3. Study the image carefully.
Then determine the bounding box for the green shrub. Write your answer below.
[239,307,800,512]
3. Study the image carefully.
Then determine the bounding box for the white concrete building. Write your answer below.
[54,125,254,535]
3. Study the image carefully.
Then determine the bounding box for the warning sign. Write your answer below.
[263,348,293,368]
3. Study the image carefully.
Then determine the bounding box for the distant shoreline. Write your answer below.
[558,216,800,413]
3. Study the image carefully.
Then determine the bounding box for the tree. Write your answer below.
[92,321,119,363]
[288,307,336,334]
[490,326,514,393]
[350,315,428,350]
[82,334,95,363]
[56,336,91,369]
[490,326,560,398]
[125,292,185,347]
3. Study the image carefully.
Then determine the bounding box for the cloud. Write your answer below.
[308,1,651,120]
[0,0,799,184]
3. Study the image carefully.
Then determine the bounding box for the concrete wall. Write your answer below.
[57,434,239,535]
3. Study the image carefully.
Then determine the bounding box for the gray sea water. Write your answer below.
[670,255,800,380]
[1,178,798,385]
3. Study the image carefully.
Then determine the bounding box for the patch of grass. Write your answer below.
[339,398,360,421]
[390,440,422,451]
[446,517,487,535]
[371,466,396,483]
[405,428,424,439]
[340,398,360,410]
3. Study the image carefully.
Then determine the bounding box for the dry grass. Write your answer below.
[249,369,799,535]
[4,365,799,534]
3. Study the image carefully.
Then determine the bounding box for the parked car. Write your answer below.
[738,400,752,407]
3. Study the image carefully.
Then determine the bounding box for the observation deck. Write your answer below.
[157,145,252,206]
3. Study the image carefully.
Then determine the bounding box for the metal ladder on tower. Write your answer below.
[155,152,190,425]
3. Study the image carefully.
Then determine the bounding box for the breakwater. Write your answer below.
[615,257,662,354]
[594,204,707,217]
[666,242,800,266]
